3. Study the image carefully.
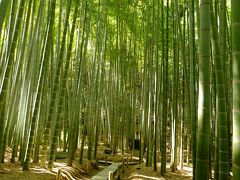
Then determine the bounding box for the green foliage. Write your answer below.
[0,0,236,179]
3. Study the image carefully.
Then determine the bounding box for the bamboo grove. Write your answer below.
[0,0,239,179]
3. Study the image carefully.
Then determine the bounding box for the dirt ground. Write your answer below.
[0,162,192,180]
[0,162,56,180]
[119,163,192,180]
[0,147,192,180]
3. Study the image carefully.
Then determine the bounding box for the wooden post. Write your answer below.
[122,158,125,173]
[116,168,119,177]
[56,169,62,180]
[108,171,113,180]
[105,156,108,165]
[86,161,91,174]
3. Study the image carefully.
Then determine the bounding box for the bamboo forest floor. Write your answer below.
[0,147,192,180]
[120,163,192,180]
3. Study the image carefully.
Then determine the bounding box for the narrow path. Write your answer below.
[91,162,122,179]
